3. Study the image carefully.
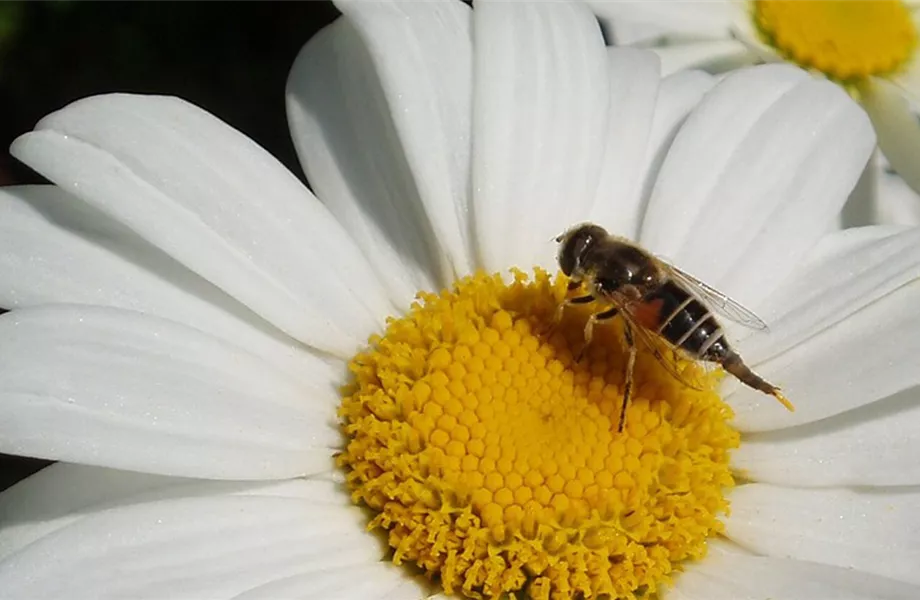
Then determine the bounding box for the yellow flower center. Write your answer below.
[753,0,917,81]
[338,269,738,599]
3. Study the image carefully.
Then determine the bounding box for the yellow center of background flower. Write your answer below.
[338,269,738,600]
[754,0,917,81]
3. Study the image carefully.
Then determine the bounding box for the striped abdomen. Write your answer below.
[637,280,731,363]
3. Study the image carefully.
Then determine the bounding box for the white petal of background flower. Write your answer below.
[588,0,738,38]
[643,65,874,310]
[601,18,669,47]
[877,168,920,225]
[0,306,340,479]
[730,278,920,431]
[726,484,920,586]
[0,489,386,600]
[588,48,661,240]
[727,5,786,66]
[742,225,920,365]
[336,0,474,281]
[892,45,920,105]
[668,542,920,600]
[839,151,920,229]
[472,0,609,272]
[652,39,754,78]
[11,95,390,357]
[287,20,442,307]
[635,69,715,233]
[0,185,330,385]
[733,385,920,487]
[862,78,920,202]
[892,5,920,102]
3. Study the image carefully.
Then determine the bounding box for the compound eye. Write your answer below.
[557,228,595,276]
[558,248,576,276]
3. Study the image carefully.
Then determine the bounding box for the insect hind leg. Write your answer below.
[618,321,637,433]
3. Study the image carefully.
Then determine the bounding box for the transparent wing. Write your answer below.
[663,262,768,331]
[618,308,706,392]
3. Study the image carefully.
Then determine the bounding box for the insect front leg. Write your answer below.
[575,306,619,362]
[553,278,588,320]
[618,320,637,433]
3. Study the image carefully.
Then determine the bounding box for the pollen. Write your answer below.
[338,269,739,600]
[753,0,917,82]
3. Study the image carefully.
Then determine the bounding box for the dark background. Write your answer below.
[0,1,340,492]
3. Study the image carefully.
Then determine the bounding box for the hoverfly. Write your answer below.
[555,222,793,432]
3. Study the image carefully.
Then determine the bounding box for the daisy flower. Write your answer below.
[0,1,917,599]
[589,0,920,222]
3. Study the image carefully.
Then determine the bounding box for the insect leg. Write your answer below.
[584,307,619,346]
[576,306,619,362]
[618,321,637,433]
[549,294,595,339]
[553,278,593,326]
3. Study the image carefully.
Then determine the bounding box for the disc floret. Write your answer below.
[754,0,917,83]
[338,269,739,599]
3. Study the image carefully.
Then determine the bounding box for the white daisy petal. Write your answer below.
[0,185,331,385]
[726,484,920,586]
[642,65,874,309]
[242,476,352,504]
[707,537,758,556]
[0,465,349,561]
[0,491,382,599]
[641,64,809,255]
[840,152,880,228]
[729,259,920,432]
[233,563,430,600]
[0,306,340,479]
[587,1,738,38]
[472,0,609,272]
[669,544,920,600]
[287,20,441,307]
[652,40,754,77]
[862,77,920,198]
[733,385,920,487]
[376,576,434,600]
[636,69,716,235]
[334,0,474,280]
[11,94,390,357]
[588,48,660,240]
[742,225,920,365]
[0,464,183,562]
